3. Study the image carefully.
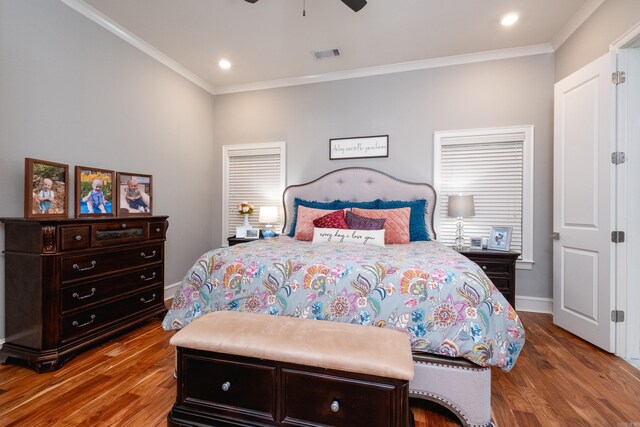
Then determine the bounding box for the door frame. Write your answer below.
[611,22,640,361]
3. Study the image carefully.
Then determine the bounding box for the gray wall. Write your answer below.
[0,1,216,341]
[556,0,640,82]
[213,54,556,301]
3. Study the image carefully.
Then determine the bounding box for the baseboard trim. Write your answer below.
[164,281,181,301]
[516,295,552,314]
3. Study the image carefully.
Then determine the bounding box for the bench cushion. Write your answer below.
[170,311,414,381]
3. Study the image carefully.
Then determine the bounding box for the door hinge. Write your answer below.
[611,310,625,323]
[611,152,626,165]
[612,71,626,85]
[611,231,625,243]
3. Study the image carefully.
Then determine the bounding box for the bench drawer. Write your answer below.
[283,369,395,427]
[182,355,276,420]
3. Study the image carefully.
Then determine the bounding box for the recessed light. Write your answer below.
[501,13,519,26]
[218,59,231,70]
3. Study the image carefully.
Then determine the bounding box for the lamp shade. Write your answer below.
[448,195,475,218]
[259,206,278,224]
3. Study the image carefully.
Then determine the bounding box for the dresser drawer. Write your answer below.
[282,369,395,427]
[61,265,163,312]
[149,221,167,240]
[60,243,163,283]
[60,226,90,251]
[183,355,276,420]
[91,221,148,247]
[61,287,162,342]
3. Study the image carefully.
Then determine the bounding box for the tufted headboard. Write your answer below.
[282,167,437,239]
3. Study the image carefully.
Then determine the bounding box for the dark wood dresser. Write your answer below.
[0,216,168,372]
[455,249,519,309]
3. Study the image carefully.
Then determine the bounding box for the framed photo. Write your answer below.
[245,228,260,239]
[24,158,69,219]
[236,226,251,238]
[116,172,152,216]
[329,135,389,160]
[75,166,115,217]
[488,226,513,251]
[469,236,483,250]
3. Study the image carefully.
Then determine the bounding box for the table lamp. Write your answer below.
[259,206,278,238]
[447,194,475,250]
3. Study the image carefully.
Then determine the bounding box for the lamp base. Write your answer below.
[454,217,465,250]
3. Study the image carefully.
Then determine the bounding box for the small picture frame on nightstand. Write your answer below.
[245,228,260,239]
[469,236,483,250]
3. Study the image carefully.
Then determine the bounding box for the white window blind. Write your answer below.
[223,142,286,244]
[434,127,534,268]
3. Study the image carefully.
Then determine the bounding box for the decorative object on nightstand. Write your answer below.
[455,248,519,308]
[259,205,278,238]
[488,226,512,251]
[448,194,475,250]
[237,201,254,227]
[469,236,483,250]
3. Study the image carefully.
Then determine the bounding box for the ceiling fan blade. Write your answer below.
[341,0,367,12]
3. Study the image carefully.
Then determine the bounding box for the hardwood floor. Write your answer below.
[1,312,639,426]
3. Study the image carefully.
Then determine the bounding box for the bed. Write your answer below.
[163,167,524,426]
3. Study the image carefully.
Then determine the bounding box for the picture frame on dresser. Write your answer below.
[116,172,152,216]
[24,158,69,219]
[75,166,115,217]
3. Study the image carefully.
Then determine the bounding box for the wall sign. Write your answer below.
[329,135,389,160]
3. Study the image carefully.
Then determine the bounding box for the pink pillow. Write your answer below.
[294,206,341,241]
[351,207,410,244]
[313,210,348,229]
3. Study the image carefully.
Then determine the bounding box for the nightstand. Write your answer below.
[455,249,519,309]
[227,231,277,247]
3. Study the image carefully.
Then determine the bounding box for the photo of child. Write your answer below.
[38,178,55,213]
[76,166,114,216]
[117,173,152,216]
[28,158,68,218]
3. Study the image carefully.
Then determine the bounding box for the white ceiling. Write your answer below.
[77,0,600,93]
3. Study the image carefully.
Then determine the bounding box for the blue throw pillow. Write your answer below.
[375,199,430,241]
[288,198,378,237]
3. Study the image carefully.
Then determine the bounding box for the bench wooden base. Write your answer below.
[168,347,410,427]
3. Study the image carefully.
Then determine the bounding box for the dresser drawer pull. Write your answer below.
[330,400,340,413]
[74,235,82,241]
[155,228,161,233]
[140,293,157,304]
[140,250,157,259]
[221,381,231,392]
[73,261,96,271]
[72,288,96,300]
[140,272,157,281]
[121,223,127,229]
[72,314,96,328]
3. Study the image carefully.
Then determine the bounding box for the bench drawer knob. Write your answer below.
[221,381,230,392]
[330,400,339,413]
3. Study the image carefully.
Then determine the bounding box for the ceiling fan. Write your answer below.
[244,0,367,13]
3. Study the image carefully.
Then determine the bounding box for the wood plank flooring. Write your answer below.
[1,312,639,426]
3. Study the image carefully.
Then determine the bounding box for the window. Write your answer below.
[222,142,286,245]
[434,126,534,269]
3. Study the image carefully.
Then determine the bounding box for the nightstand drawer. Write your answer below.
[283,369,396,427]
[183,355,276,420]
[475,260,510,276]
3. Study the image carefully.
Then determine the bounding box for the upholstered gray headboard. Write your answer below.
[282,167,437,239]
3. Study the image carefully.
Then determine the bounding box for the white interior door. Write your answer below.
[553,52,615,352]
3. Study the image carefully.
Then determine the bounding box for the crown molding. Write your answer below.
[551,0,605,50]
[59,0,215,95]
[214,43,554,95]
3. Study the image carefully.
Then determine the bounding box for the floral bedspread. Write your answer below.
[163,237,524,371]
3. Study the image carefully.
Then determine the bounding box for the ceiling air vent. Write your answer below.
[312,48,341,60]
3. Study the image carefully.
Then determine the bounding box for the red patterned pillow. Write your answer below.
[351,207,410,244]
[295,206,344,241]
[313,209,348,230]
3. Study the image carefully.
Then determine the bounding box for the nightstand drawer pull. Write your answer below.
[140,250,157,259]
[72,314,96,328]
[482,265,487,270]
[73,261,96,271]
[155,227,161,233]
[330,400,340,413]
[140,293,157,304]
[72,288,96,300]
[221,381,231,392]
[74,235,82,241]
[140,272,157,281]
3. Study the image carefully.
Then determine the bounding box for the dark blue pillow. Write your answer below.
[375,199,430,241]
[288,198,378,237]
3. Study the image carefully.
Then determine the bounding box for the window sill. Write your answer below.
[516,259,534,270]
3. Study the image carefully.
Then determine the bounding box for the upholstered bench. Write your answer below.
[167,311,414,427]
